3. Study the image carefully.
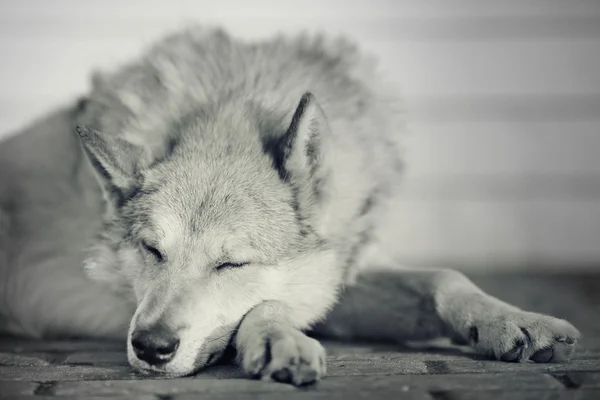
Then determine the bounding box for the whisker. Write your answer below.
[203,328,238,345]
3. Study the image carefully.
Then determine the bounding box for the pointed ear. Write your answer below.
[76,124,144,203]
[281,92,332,200]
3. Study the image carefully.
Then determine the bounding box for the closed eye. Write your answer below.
[216,262,249,271]
[141,241,165,263]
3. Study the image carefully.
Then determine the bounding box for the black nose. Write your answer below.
[131,326,180,366]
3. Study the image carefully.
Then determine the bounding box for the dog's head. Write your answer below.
[78,93,342,376]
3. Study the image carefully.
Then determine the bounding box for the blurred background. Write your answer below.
[1,0,599,271]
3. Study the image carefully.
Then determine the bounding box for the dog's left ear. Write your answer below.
[280,92,333,206]
[76,124,144,204]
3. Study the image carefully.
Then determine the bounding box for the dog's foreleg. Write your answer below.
[235,300,327,385]
[314,267,579,363]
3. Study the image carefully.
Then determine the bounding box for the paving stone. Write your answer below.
[4,396,157,400]
[329,351,476,363]
[325,346,479,362]
[54,378,299,396]
[573,351,600,361]
[0,365,138,381]
[427,359,600,375]
[43,356,426,381]
[0,339,125,353]
[0,352,54,366]
[173,389,433,400]
[59,374,559,396]
[54,378,431,399]
[439,390,600,400]
[555,372,600,388]
[321,338,469,356]
[326,357,428,375]
[0,381,39,396]
[62,351,129,366]
[316,373,564,392]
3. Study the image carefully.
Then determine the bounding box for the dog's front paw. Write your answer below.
[472,309,580,363]
[241,327,326,386]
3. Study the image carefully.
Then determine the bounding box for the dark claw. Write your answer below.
[500,339,526,362]
[469,326,479,344]
[249,354,269,378]
[272,367,293,383]
[294,365,319,386]
[531,348,554,363]
[521,328,533,344]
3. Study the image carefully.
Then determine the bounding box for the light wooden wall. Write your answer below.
[1,0,599,269]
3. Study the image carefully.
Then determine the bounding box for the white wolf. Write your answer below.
[0,26,579,385]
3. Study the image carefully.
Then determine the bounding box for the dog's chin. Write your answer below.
[129,359,201,378]
[128,351,224,378]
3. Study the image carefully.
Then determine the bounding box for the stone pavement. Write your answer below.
[0,272,599,399]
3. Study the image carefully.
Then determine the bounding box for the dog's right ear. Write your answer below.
[76,124,144,204]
